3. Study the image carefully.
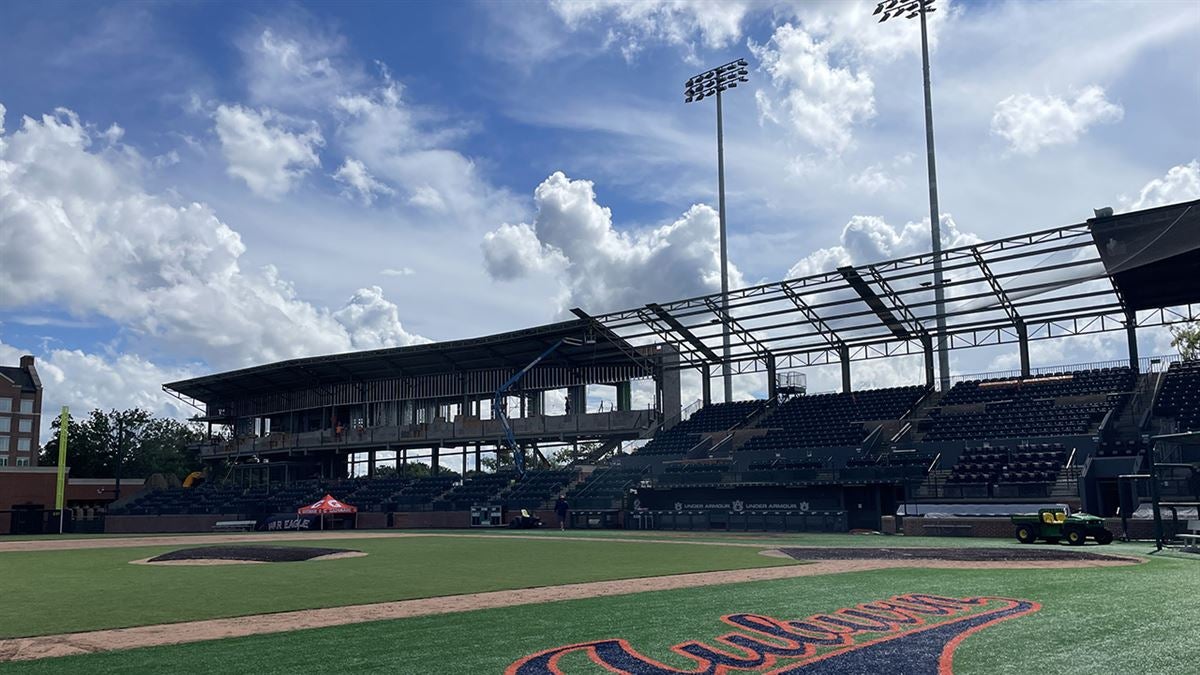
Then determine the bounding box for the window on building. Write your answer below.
[19,399,34,414]
[0,456,7,467]
[0,437,8,452]
[18,418,32,434]
[15,457,29,467]
[17,438,30,453]
[0,398,10,413]
[0,417,8,433]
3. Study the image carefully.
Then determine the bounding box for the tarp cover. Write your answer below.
[298,494,357,515]
[897,503,1070,517]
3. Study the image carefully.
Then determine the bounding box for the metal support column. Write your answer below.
[431,446,439,475]
[701,364,712,406]
[766,354,777,400]
[839,345,852,394]
[922,337,935,388]
[1126,314,1140,373]
[1017,322,1031,377]
[615,381,631,411]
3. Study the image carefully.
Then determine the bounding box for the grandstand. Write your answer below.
[128,199,1200,535]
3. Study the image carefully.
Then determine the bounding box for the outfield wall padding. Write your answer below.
[106,514,244,533]
[388,509,565,529]
[389,511,472,528]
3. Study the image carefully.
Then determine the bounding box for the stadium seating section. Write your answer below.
[433,473,513,511]
[738,386,926,453]
[923,400,1111,441]
[503,469,576,509]
[946,443,1068,485]
[566,467,643,509]
[922,368,1135,442]
[657,461,733,485]
[635,400,763,455]
[940,368,1135,405]
[1155,360,1200,431]
[114,467,586,516]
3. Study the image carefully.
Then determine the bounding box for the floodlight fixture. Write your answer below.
[874,0,936,22]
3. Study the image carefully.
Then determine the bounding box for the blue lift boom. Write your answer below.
[493,336,583,476]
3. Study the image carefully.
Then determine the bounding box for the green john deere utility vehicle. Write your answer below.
[1011,508,1113,545]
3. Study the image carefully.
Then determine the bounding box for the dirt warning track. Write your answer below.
[0,550,1140,663]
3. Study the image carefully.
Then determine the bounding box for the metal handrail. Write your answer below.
[661,399,703,430]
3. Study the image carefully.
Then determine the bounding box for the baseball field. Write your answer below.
[0,530,1194,674]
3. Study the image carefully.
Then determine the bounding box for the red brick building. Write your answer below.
[0,355,42,468]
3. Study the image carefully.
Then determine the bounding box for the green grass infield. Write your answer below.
[0,535,792,638]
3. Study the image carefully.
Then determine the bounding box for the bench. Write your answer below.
[922,523,973,537]
[212,520,257,532]
[1181,520,1200,553]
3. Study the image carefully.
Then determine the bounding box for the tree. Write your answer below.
[1171,322,1200,361]
[480,454,512,473]
[398,462,433,478]
[39,408,203,479]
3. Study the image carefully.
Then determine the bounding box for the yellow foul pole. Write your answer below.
[55,407,69,520]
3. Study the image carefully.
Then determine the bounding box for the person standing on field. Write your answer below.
[554,495,570,530]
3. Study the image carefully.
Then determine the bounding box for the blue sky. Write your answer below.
[1,0,1198,430]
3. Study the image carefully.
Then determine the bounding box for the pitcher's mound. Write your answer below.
[135,545,365,566]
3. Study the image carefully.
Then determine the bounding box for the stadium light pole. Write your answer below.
[685,58,749,404]
[874,0,951,391]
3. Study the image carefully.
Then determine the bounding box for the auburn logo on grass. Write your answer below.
[507,594,1039,675]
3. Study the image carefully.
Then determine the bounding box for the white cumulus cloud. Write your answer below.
[332,156,393,204]
[482,171,744,314]
[0,103,422,371]
[990,86,1123,156]
[787,213,981,278]
[751,23,876,155]
[1120,160,1200,211]
[332,286,429,350]
[213,104,324,199]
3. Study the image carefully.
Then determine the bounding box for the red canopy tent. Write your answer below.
[298,494,357,530]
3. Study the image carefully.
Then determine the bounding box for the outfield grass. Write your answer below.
[0,535,792,639]
[1,549,1191,675]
